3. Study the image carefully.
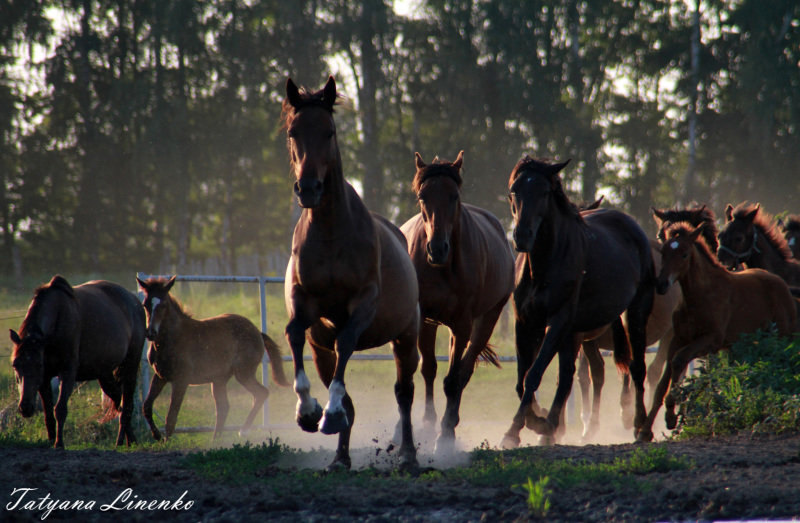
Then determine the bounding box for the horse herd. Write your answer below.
[9,76,800,472]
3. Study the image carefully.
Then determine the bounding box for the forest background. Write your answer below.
[1,0,798,281]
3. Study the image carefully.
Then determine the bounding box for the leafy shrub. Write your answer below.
[673,331,800,438]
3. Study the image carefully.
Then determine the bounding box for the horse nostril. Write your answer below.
[313,179,323,192]
[293,181,302,195]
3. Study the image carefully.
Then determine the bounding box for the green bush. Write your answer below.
[673,331,800,438]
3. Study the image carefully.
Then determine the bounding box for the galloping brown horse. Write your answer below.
[637,221,796,441]
[400,151,514,453]
[10,275,145,448]
[718,202,800,286]
[137,277,288,440]
[282,76,420,470]
[778,215,800,259]
[502,157,655,447]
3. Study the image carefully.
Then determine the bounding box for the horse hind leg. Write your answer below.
[393,324,419,470]
[235,368,269,437]
[579,339,604,441]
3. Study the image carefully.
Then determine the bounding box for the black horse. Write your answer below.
[10,275,146,448]
[501,157,655,447]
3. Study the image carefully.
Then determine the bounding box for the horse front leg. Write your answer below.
[53,375,76,449]
[418,320,438,429]
[579,339,604,441]
[538,335,581,445]
[143,374,167,440]
[626,282,654,435]
[286,286,322,433]
[211,380,230,440]
[437,320,470,455]
[319,284,378,437]
[38,379,56,444]
[164,380,188,438]
[501,317,545,449]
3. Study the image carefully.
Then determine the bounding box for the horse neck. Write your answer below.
[157,298,192,341]
[23,290,68,341]
[531,206,581,282]
[303,152,358,233]
[678,245,729,300]
[749,226,800,281]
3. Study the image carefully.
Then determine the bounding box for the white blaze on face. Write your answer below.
[670,241,679,250]
[325,379,347,416]
[148,297,162,335]
[789,237,796,247]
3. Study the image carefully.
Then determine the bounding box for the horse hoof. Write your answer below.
[538,434,556,446]
[326,456,351,471]
[500,434,520,449]
[319,409,349,435]
[434,435,455,456]
[635,428,654,443]
[665,411,678,430]
[297,403,323,433]
[399,452,419,473]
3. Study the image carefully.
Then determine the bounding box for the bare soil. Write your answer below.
[2,432,800,522]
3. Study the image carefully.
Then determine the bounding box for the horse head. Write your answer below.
[9,328,45,418]
[778,215,800,259]
[137,276,176,340]
[717,203,760,269]
[283,76,339,208]
[656,222,705,294]
[412,151,464,266]
[507,156,570,253]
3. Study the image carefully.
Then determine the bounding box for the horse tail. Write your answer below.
[611,317,632,375]
[262,333,290,387]
[476,344,502,369]
[99,392,121,423]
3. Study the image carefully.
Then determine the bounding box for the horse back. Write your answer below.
[729,269,797,337]
[73,281,146,378]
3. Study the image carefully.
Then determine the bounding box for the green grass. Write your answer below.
[674,331,800,438]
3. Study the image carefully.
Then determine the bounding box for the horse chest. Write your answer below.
[295,242,374,296]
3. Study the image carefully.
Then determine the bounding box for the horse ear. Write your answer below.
[744,204,760,222]
[546,159,570,177]
[725,204,734,222]
[9,329,21,345]
[136,277,147,291]
[652,207,666,226]
[322,75,337,109]
[453,150,464,171]
[165,276,177,292]
[689,223,706,243]
[777,218,785,231]
[286,78,302,109]
[414,152,426,171]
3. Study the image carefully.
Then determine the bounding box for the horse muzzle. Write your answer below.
[293,179,323,208]
[655,274,674,295]
[426,240,450,267]
[18,402,35,418]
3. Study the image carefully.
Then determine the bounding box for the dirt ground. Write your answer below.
[2,431,800,522]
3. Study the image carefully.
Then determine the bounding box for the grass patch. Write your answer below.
[674,331,800,438]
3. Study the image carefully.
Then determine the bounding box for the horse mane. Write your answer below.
[412,159,463,194]
[509,156,582,221]
[281,84,340,128]
[732,202,794,262]
[15,276,75,352]
[664,222,726,270]
[654,205,719,252]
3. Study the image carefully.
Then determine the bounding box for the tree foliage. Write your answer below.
[1,0,798,276]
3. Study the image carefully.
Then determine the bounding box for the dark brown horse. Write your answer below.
[10,275,145,448]
[501,157,655,448]
[400,151,514,453]
[638,221,796,441]
[778,215,800,259]
[282,76,420,470]
[718,202,800,286]
[136,276,288,440]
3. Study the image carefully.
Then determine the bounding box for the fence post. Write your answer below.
[259,277,270,427]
